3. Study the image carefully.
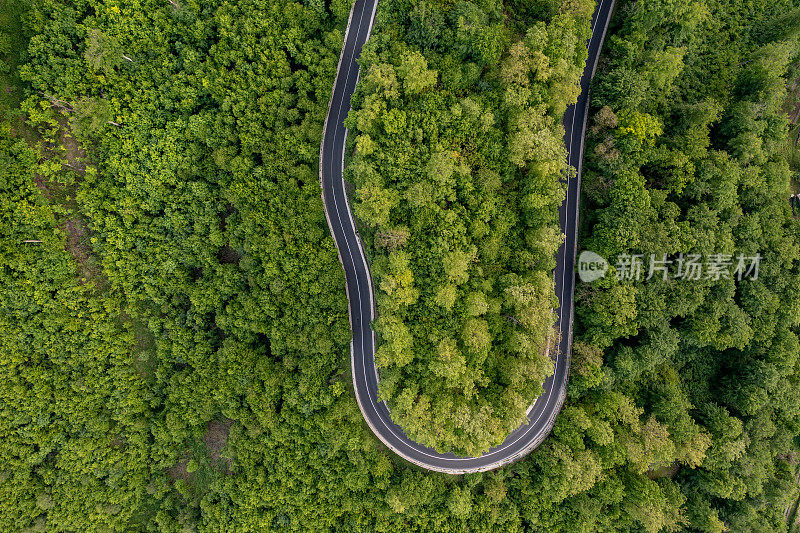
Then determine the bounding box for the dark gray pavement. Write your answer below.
[319,0,616,472]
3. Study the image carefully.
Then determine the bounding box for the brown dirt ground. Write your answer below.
[60,218,90,267]
[787,74,800,126]
[166,458,191,485]
[58,123,86,173]
[204,418,233,470]
[30,109,101,282]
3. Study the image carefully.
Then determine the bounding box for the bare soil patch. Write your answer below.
[204,418,233,470]
[787,70,800,126]
[29,108,105,285]
[58,125,86,173]
[60,218,90,266]
[166,458,191,485]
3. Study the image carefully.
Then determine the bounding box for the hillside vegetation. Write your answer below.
[1,0,800,531]
[1,0,356,529]
[575,0,800,530]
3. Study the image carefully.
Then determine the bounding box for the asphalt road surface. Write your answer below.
[319,0,616,473]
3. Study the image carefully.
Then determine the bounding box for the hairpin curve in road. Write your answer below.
[319,0,616,473]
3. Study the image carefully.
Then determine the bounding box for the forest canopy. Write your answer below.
[0,0,799,531]
[345,0,594,455]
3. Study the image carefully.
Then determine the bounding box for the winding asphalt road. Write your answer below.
[319,0,616,473]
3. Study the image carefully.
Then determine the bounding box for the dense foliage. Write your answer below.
[346,0,593,455]
[576,0,800,530]
[3,0,357,529]
[1,0,800,531]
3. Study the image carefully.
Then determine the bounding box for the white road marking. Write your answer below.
[323,0,612,467]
